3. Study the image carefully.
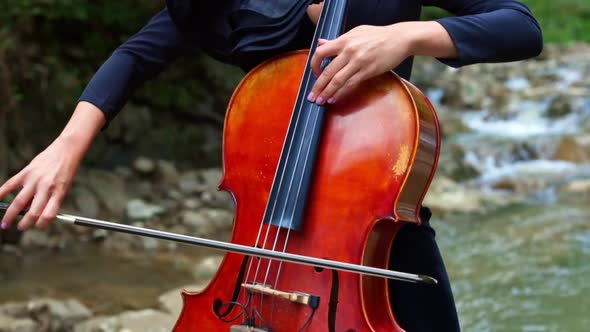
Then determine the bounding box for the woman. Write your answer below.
[0,0,542,330]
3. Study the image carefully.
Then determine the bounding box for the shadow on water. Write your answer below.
[437,193,590,331]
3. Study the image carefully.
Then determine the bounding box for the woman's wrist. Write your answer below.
[57,101,106,158]
[392,21,458,60]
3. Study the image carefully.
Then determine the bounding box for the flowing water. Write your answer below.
[437,194,590,332]
[1,73,589,330]
[429,74,590,331]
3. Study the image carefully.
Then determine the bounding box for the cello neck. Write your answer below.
[262,0,349,231]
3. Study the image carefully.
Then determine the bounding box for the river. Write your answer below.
[1,49,590,331]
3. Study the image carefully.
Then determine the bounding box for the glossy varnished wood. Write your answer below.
[173,51,440,332]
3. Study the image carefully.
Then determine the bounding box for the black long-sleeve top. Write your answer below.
[79,0,543,126]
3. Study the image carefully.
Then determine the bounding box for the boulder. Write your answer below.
[562,179,590,193]
[126,199,165,220]
[547,95,574,118]
[133,157,156,176]
[156,160,179,187]
[180,209,233,237]
[552,135,590,163]
[192,256,224,279]
[27,298,92,331]
[71,186,101,219]
[157,283,208,315]
[0,315,38,332]
[80,170,128,217]
[178,171,202,195]
[74,309,174,332]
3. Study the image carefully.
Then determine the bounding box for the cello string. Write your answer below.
[261,90,317,285]
[242,0,334,295]
[243,0,333,284]
[264,1,344,287]
[256,0,336,291]
[252,0,338,315]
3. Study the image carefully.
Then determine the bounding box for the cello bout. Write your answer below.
[173,50,440,331]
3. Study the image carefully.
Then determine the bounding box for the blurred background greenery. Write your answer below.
[1,1,590,331]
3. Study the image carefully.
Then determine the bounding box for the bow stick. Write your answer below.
[0,202,437,284]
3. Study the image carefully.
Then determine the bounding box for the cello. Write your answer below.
[1,0,441,330]
[173,0,441,330]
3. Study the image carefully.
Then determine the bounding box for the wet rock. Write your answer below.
[74,316,119,332]
[126,199,165,220]
[71,186,101,219]
[198,168,232,208]
[491,83,517,112]
[114,167,133,180]
[139,236,160,251]
[0,315,38,332]
[198,168,222,190]
[75,309,174,332]
[182,198,202,210]
[80,170,128,217]
[133,181,155,199]
[180,209,233,236]
[192,256,223,279]
[133,157,156,175]
[26,298,92,331]
[102,233,135,253]
[0,302,28,318]
[91,229,109,241]
[562,179,590,193]
[423,176,484,214]
[509,142,540,162]
[157,283,208,315]
[167,190,183,201]
[156,160,179,187]
[200,191,232,209]
[19,230,51,249]
[115,309,175,332]
[180,210,208,232]
[552,135,590,163]
[491,178,548,194]
[159,198,181,214]
[547,95,574,118]
[423,176,520,215]
[436,144,480,181]
[178,171,201,195]
[441,74,494,109]
[410,57,448,89]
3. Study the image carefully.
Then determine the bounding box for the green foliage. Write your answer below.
[422,0,590,43]
[0,0,243,167]
[523,0,590,43]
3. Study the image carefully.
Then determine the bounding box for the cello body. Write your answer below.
[173,50,441,331]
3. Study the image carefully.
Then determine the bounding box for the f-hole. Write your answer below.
[213,255,250,318]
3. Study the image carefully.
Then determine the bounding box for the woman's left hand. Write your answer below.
[307,24,414,105]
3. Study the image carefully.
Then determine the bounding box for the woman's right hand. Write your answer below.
[0,137,82,230]
[0,101,106,231]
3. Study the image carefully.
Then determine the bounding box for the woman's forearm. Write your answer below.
[308,20,459,104]
[57,101,106,160]
[396,21,459,60]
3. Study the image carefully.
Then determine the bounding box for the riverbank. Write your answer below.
[1,42,590,331]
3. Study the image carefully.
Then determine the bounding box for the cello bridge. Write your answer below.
[242,283,319,308]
